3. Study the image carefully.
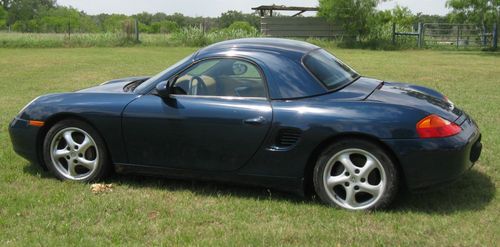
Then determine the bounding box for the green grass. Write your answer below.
[0,47,498,246]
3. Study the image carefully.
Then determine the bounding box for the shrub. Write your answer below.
[170,27,207,46]
[171,26,260,47]
[150,20,179,34]
[227,21,257,33]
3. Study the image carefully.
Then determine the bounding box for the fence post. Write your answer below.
[68,16,71,41]
[392,23,396,45]
[456,25,461,48]
[493,23,498,50]
[134,18,139,43]
[417,22,423,48]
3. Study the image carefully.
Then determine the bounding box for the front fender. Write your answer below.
[17,93,139,164]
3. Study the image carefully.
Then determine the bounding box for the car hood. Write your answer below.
[77,76,150,93]
[367,81,463,122]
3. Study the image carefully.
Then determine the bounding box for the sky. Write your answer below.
[57,0,450,17]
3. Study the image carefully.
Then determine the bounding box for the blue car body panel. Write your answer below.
[122,95,273,171]
[9,38,482,194]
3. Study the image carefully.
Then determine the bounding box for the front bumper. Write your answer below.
[9,117,41,163]
[383,115,482,190]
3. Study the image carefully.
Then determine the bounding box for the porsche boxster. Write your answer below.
[9,38,482,210]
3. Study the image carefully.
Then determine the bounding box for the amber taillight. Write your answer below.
[416,114,461,138]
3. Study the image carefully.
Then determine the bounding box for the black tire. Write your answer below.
[313,138,398,210]
[43,119,110,182]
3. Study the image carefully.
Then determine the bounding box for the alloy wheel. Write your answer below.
[49,127,99,180]
[322,148,386,210]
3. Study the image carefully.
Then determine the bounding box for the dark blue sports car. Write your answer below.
[9,38,482,210]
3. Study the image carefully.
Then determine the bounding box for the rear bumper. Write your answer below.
[9,117,41,164]
[383,116,482,190]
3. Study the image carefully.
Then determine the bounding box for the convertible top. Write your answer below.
[197,38,319,58]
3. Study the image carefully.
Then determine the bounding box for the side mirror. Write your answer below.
[232,62,248,75]
[155,80,171,98]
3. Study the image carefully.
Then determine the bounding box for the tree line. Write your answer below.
[0,0,259,33]
[319,0,499,44]
[0,0,497,48]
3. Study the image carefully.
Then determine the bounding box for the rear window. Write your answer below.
[303,49,359,90]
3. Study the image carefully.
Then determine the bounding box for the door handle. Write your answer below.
[243,116,266,126]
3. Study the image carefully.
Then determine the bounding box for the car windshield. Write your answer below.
[134,52,195,93]
[303,49,359,90]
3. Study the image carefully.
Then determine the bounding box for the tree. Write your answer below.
[37,7,97,33]
[218,10,259,29]
[151,12,167,23]
[318,0,385,40]
[165,12,188,27]
[415,14,452,24]
[0,6,6,29]
[149,20,179,33]
[391,5,415,28]
[101,14,128,32]
[446,0,499,30]
[7,0,56,26]
[1,0,12,10]
[134,12,152,25]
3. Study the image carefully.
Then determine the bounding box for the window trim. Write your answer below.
[301,48,360,92]
[152,56,271,100]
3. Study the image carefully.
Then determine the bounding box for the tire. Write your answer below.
[43,119,110,182]
[313,138,398,210]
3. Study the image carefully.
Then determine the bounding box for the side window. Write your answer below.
[172,58,266,98]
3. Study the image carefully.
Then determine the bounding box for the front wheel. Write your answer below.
[313,139,399,210]
[43,119,110,182]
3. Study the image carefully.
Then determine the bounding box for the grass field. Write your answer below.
[0,47,498,246]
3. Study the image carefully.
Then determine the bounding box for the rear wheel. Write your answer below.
[43,119,110,182]
[313,139,398,210]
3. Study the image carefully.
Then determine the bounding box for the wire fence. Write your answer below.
[423,23,497,48]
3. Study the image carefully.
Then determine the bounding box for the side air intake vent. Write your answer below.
[276,128,302,148]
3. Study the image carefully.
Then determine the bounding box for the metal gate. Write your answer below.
[423,23,497,48]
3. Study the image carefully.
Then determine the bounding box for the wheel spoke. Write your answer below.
[344,186,357,207]
[63,131,76,148]
[67,162,77,176]
[338,153,356,174]
[53,149,70,159]
[359,183,381,198]
[326,174,349,188]
[78,136,92,152]
[359,156,377,178]
[77,157,96,170]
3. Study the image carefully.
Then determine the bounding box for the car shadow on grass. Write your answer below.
[24,163,495,214]
[390,169,495,214]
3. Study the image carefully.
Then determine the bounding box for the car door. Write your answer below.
[122,58,272,171]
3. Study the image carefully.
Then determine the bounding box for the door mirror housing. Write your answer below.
[156,80,171,98]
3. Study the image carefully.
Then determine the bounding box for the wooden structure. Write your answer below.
[252,5,319,17]
[252,5,343,38]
